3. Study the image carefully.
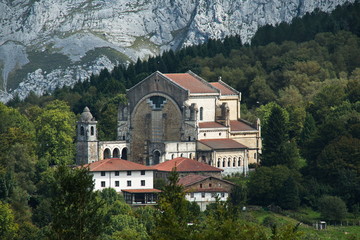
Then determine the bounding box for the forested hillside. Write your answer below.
[0,1,359,239]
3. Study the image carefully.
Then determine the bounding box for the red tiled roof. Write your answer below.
[164,73,218,94]
[210,82,238,95]
[82,158,153,172]
[121,189,162,193]
[199,121,226,129]
[199,139,248,149]
[230,120,256,131]
[178,174,209,186]
[178,174,235,192]
[153,157,223,172]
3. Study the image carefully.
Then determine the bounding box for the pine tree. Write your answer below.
[278,176,300,210]
[50,166,106,240]
[261,105,289,167]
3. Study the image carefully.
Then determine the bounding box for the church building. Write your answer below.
[76,71,261,175]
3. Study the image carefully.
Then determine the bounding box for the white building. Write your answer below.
[83,158,160,204]
[178,174,235,211]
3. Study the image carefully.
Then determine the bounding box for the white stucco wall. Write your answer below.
[164,142,196,160]
[185,192,229,211]
[197,129,228,140]
[187,96,217,122]
[92,170,154,192]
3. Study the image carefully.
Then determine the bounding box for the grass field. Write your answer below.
[250,208,360,240]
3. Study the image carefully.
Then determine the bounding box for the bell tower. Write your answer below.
[76,107,98,165]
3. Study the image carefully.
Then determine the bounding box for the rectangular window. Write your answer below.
[115,181,119,187]
[141,180,145,186]
[101,181,105,187]
[221,192,225,198]
[115,171,119,176]
[141,170,145,175]
[127,171,131,176]
[200,184,203,188]
[201,192,205,198]
[190,193,194,198]
[211,193,217,198]
[101,171,105,176]
[127,180,131,187]
[209,183,212,187]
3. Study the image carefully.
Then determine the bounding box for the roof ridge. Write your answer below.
[187,70,220,93]
[91,158,111,171]
[218,79,239,95]
[160,73,191,94]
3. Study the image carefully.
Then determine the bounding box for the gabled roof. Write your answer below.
[230,120,257,131]
[198,139,248,150]
[199,121,226,129]
[82,158,153,172]
[178,174,208,186]
[153,157,223,172]
[164,72,219,94]
[178,174,235,189]
[210,81,239,95]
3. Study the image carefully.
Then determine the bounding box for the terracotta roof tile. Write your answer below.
[153,157,223,172]
[178,174,209,186]
[199,121,226,128]
[121,189,161,193]
[230,120,256,131]
[199,139,248,149]
[82,158,154,171]
[164,73,218,94]
[210,82,238,95]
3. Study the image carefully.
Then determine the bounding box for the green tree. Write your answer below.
[318,195,348,221]
[261,104,300,169]
[152,169,192,240]
[0,201,18,239]
[278,176,300,210]
[35,100,76,165]
[50,166,106,240]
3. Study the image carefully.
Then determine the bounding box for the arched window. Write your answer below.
[80,126,85,136]
[121,148,128,160]
[238,157,241,166]
[200,107,203,120]
[91,126,94,135]
[233,157,236,167]
[171,154,175,159]
[189,153,192,159]
[222,158,226,167]
[113,148,120,158]
[228,158,231,167]
[154,150,161,165]
[254,152,257,159]
[180,153,183,157]
[103,148,111,159]
[217,158,221,168]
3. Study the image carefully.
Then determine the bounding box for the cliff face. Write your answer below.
[0,0,353,102]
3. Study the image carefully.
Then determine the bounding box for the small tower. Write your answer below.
[76,107,99,165]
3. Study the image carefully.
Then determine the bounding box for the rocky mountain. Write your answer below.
[0,0,353,102]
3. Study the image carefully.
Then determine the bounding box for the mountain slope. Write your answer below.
[0,0,353,102]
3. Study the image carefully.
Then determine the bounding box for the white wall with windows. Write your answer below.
[186,96,217,122]
[92,170,154,192]
[185,192,229,211]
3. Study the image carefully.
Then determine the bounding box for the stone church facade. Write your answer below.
[76,71,261,175]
